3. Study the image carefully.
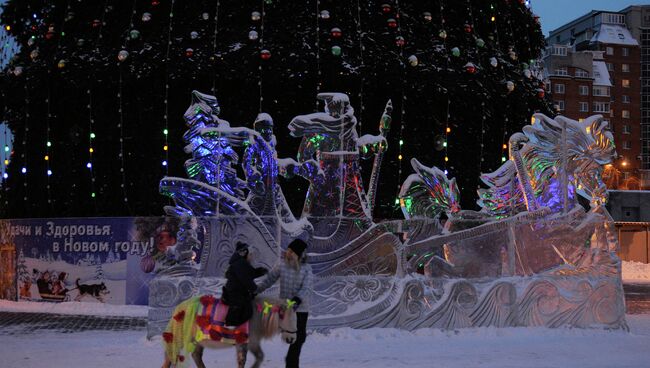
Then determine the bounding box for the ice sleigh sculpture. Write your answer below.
[147,91,626,338]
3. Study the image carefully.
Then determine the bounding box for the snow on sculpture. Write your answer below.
[147,94,627,337]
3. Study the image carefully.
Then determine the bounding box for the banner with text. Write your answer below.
[0,216,195,305]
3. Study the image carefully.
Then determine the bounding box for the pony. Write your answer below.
[162,295,297,368]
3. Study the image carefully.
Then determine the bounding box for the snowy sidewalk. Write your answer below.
[0,311,146,335]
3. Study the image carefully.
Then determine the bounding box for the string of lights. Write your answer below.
[211,0,221,95]
[116,0,140,209]
[438,0,451,175]
[162,0,177,172]
[86,1,111,203]
[258,1,266,113]
[354,0,365,129]
[315,0,321,111]
[394,0,406,206]
[22,76,29,205]
[44,0,72,208]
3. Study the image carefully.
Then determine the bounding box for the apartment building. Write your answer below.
[546,10,643,189]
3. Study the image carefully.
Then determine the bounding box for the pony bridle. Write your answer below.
[281,327,297,334]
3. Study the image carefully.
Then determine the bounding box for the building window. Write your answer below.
[579,85,589,95]
[622,63,630,72]
[551,46,567,56]
[622,95,631,103]
[622,79,631,88]
[555,67,568,76]
[579,102,589,112]
[623,125,631,134]
[556,101,565,111]
[606,62,614,71]
[622,47,630,57]
[623,141,632,150]
[593,86,610,96]
[575,69,589,77]
[602,13,626,25]
[593,102,610,113]
[554,83,565,94]
[606,47,614,55]
[623,110,631,118]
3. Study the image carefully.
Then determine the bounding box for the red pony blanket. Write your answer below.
[194,295,249,345]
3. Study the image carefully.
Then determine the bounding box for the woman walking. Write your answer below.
[257,238,312,368]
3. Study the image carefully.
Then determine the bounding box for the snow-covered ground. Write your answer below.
[622,261,650,284]
[1,315,649,368]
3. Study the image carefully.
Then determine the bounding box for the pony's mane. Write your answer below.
[253,296,290,339]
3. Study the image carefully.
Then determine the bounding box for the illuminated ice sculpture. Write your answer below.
[147,94,627,337]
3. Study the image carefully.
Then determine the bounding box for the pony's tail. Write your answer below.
[163,296,201,367]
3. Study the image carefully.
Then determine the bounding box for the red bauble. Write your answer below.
[395,36,405,47]
[45,31,55,40]
[387,18,397,28]
[381,4,392,13]
[260,49,271,60]
[185,48,194,57]
[152,0,160,6]
[537,89,545,98]
[465,63,476,74]
[330,27,342,38]
[92,19,101,28]
[140,255,155,273]
[464,24,473,33]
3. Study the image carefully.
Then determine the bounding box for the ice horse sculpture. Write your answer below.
[147,94,626,337]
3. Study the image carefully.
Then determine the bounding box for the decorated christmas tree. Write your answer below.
[0,0,551,218]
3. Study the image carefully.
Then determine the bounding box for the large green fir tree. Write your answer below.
[0,0,552,219]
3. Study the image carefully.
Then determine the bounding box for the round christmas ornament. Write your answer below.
[202,12,210,21]
[77,38,85,46]
[423,12,432,22]
[129,29,140,39]
[248,30,259,41]
[465,62,476,74]
[330,27,342,38]
[439,30,447,39]
[506,81,515,92]
[408,55,418,67]
[464,23,473,33]
[387,18,397,28]
[260,49,271,60]
[451,47,460,57]
[13,66,23,77]
[476,38,485,48]
[537,88,545,98]
[395,36,405,47]
[381,4,392,13]
[320,10,330,20]
[251,11,262,21]
[524,69,532,78]
[142,12,152,22]
[331,45,342,56]
[509,49,517,60]
[190,31,199,40]
[185,48,194,57]
[30,49,39,60]
[92,19,102,28]
[57,59,66,69]
[151,0,160,6]
[490,57,498,67]
[118,50,129,62]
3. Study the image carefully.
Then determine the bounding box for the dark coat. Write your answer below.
[222,253,267,326]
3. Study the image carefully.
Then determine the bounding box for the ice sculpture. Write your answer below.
[147,95,627,337]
